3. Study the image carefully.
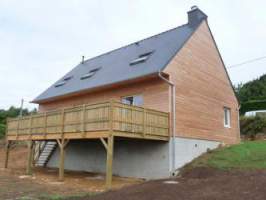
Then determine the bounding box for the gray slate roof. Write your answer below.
[33,10,206,103]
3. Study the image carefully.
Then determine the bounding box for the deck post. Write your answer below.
[105,101,114,189]
[60,108,65,138]
[82,104,86,138]
[57,139,69,182]
[143,108,146,137]
[106,135,114,189]
[44,112,47,139]
[26,141,34,175]
[4,140,11,168]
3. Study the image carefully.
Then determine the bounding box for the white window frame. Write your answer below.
[121,94,143,106]
[224,107,231,128]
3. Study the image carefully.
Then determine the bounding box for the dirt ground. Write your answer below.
[2,143,266,200]
[84,167,266,200]
[0,143,141,199]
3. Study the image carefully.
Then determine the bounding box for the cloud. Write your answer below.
[0,0,265,109]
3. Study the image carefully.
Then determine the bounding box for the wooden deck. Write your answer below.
[4,101,170,189]
[6,101,170,141]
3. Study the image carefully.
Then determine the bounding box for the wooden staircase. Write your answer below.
[34,141,57,167]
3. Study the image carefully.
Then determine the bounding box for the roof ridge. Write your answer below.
[83,23,189,64]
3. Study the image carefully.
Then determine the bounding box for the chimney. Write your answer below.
[187,6,207,26]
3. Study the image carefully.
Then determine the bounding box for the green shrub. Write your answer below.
[240,116,266,137]
[257,112,266,118]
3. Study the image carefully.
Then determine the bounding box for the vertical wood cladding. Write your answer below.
[39,78,170,114]
[164,21,240,144]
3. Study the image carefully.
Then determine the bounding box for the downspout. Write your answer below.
[158,71,176,175]
[237,105,241,142]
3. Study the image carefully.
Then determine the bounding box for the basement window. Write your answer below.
[130,51,154,66]
[122,95,143,106]
[224,107,231,128]
[80,67,101,80]
[54,81,66,87]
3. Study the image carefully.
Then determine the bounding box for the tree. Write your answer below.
[236,74,266,103]
[0,106,35,139]
[235,74,266,115]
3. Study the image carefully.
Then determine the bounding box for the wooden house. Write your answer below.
[4,7,240,189]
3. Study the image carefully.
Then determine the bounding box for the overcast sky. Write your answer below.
[0,0,265,109]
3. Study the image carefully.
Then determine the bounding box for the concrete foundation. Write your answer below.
[170,137,220,170]
[47,139,170,179]
[47,137,219,179]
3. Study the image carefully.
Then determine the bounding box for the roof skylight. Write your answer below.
[63,75,73,81]
[138,51,154,58]
[130,57,148,65]
[54,75,73,88]
[130,51,154,66]
[80,67,101,80]
[55,81,66,87]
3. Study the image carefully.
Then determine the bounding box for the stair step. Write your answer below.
[40,155,51,157]
[42,149,54,152]
[43,147,55,150]
[37,161,46,163]
[39,154,49,156]
[39,156,48,159]
[42,149,54,151]
[38,159,47,161]
[41,151,53,154]
[38,155,47,158]
[40,153,50,156]
[40,152,51,155]
[44,146,56,149]
[43,148,55,151]
[41,152,52,155]
[44,146,56,148]
[39,156,49,159]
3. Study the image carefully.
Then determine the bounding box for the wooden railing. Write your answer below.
[6,101,170,141]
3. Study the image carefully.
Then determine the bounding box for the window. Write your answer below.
[224,107,231,128]
[55,75,73,88]
[138,51,154,57]
[80,67,101,80]
[122,95,143,106]
[130,51,154,66]
[54,81,66,87]
[130,57,148,65]
[63,75,73,81]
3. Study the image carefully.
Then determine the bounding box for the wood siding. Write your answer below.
[164,21,240,144]
[39,78,170,114]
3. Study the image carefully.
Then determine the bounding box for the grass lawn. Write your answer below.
[186,140,266,170]
[38,193,96,200]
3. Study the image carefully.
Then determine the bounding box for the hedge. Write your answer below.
[240,115,266,136]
